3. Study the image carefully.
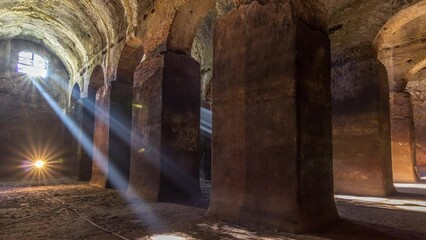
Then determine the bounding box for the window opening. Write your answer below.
[17,51,48,78]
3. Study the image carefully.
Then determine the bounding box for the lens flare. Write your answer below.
[34,160,45,169]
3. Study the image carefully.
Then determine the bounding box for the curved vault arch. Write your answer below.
[374,0,426,50]
[373,0,426,183]
[0,0,132,78]
[87,65,106,97]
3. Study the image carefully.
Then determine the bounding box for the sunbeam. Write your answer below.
[30,77,166,230]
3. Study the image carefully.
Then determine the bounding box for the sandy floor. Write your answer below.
[1,179,426,240]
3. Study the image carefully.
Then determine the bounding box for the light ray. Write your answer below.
[31,78,166,230]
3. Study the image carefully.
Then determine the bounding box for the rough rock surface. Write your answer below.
[1,179,426,240]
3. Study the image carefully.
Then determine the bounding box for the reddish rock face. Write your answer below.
[128,56,164,201]
[209,2,337,233]
[332,57,395,196]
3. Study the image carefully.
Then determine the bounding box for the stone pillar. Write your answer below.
[90,85,111,188]
[332,49,395,196]
[128,52,201,201]
[390,91,417,183]
[209,2,337,233]
[409,84,426,178]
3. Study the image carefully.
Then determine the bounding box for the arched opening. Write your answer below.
[189,3,235,202]
[374,1,426,184]
[162,0,336,231]
[107,39,144,189]
[78,65,105,181]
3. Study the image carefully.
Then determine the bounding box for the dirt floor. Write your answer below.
[1,179,426,240]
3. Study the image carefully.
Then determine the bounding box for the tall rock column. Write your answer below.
[209,1,337,233]
[332,46,395,196]
[128,52,201,201]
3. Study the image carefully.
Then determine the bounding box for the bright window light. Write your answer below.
[17,51,48,78]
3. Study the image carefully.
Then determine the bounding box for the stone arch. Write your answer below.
[127,0,231,203]
[88,65,105,100]
[373,1,426,183]
[106,38,144,190]
[137,0,335,232]
[406,59,426,82]
[129,1,336,232]
[156,0,234,203]
[374,0,426,51]
[167,0,216,55]
[116,37,145,83]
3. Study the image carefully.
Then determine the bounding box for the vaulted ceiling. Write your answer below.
[0,0,138,75]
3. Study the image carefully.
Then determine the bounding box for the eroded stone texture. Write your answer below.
[332,55,395,196]
[128,52,200,202]
[90,85,111,188]
[209,2,337,232]
[0,0,131,77]
[128,56,164,201]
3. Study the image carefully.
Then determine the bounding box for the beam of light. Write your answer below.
[147,234,193,240]
[394,183,426,190]
[18,51,48,78]
[335,195,426,213]
[200,107,212,136]
[31,78,165,231]
[33,79,122,186]
[50,76,203,209]
[78,86,202,199]
[49,75,202,222]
